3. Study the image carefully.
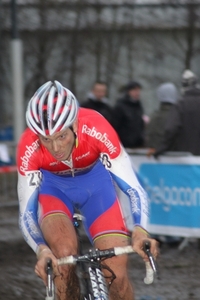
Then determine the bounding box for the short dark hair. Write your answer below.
[92,81,107,88]
[124,81,142,91]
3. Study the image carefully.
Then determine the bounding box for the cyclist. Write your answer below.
[17,81,158,300]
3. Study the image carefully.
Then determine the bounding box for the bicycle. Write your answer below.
[45,214,158,300]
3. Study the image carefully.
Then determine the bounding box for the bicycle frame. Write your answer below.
[79,258,109,300]
[73,213,110,299]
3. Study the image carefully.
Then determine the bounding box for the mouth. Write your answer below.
[54,153,65,160]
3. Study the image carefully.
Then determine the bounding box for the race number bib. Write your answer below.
[26,171,42,187]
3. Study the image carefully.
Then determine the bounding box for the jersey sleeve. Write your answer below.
[17,130,46,253]
[18,171,46,252]
[95,121,149,230]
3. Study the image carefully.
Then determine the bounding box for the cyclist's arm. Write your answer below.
[100,146,160,258]
[101,145,149,232]
[103,147,159,261]
[18,171,47,253]
[18,170,58,284]
[16,129,50,254]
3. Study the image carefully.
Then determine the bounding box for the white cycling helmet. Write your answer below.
[26,80,79,136]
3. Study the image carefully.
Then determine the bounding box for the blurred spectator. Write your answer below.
[181,69,200,95]
[154,70,200,157]
[146,82,178,156]
[81,81,114,125]
[113,81,149,148]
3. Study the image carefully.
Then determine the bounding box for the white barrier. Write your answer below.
[119,150,200,238]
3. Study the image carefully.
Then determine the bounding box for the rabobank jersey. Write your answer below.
[17,108,149,252]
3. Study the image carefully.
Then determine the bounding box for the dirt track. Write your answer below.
[0,204,200,300]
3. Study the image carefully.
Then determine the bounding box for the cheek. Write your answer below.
[45,143,54,151]
[63,136,74,147]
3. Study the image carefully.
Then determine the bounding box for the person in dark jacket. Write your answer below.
[146,82,178,155]
[113,81,148,148]
[81,81,114,125]
[154,70,200,157]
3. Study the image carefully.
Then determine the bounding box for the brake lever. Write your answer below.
[143,241,159,279]
[46,259,54,300]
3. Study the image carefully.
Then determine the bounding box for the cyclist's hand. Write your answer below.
[35,246,59,285]
[132,226,159,261]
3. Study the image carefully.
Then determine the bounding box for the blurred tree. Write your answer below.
[0,0,200,123]
[159,0,200,71]
[184,1,198,69]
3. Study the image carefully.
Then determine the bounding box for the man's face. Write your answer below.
[39,127,76,161]
[128,87,141,100]
[92,83,107,100]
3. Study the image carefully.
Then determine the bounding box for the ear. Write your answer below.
[72,119,78,133]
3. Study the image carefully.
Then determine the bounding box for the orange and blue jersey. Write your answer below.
[17,108,149,252]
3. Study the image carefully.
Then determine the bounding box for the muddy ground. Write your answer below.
[0,203,200,300]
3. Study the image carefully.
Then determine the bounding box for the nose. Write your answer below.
[52,140,59,152]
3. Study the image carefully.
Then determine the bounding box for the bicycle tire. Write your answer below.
[76,261,92,299]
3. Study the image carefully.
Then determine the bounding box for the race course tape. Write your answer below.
[0,165,17,173]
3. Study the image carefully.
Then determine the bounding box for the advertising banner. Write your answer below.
[121,152,200,237]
